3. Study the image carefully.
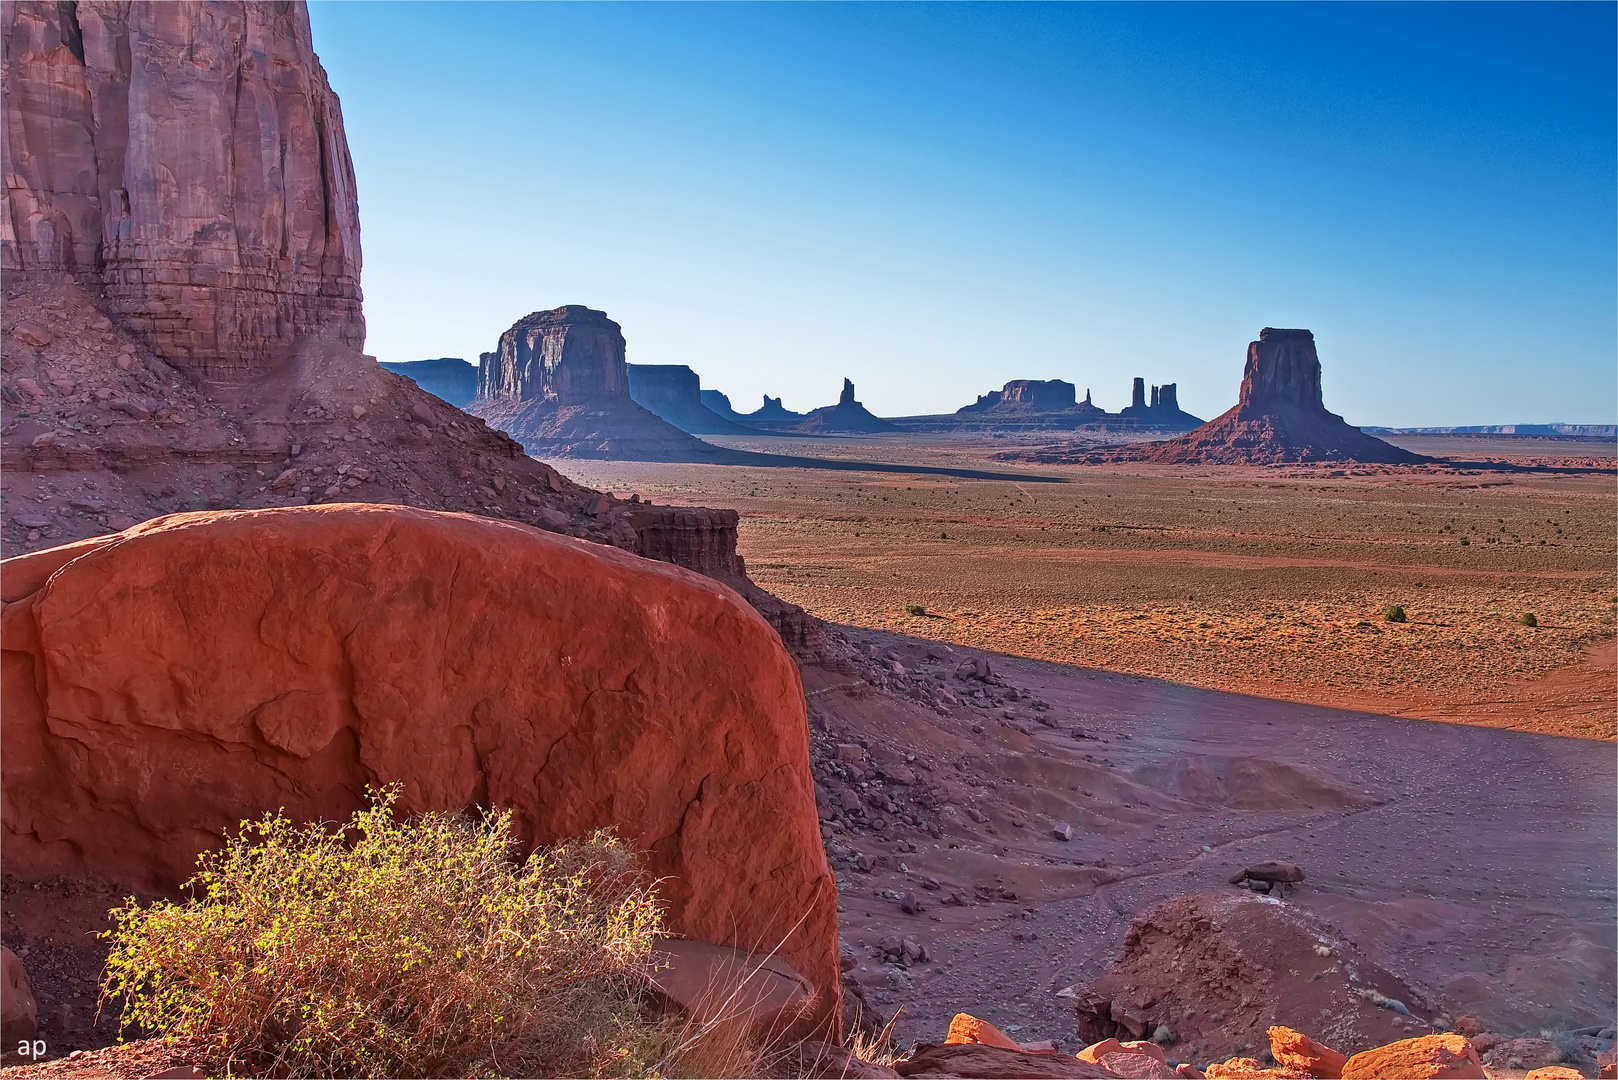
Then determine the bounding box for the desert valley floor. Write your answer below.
[560,431,1617,741]
[551,430,1618,1056]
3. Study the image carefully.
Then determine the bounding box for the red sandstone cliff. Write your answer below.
[0,3,752,584]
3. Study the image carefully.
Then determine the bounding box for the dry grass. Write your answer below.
[100,787,674,1078]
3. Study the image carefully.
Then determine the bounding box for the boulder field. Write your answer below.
[0,504,840,1033]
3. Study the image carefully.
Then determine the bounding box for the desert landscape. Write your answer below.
[1,2,1613,1079]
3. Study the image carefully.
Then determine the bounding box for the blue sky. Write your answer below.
[307,2,1615,426]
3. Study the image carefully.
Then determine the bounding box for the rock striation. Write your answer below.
[1141,330,1426,465]
[0,505,841,1032]
[627,364,755,435]
[2,1,364,380]
[467,306,729,461]
[378,358,478,407]
[797,379,899,433]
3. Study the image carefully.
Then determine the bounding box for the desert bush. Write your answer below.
[100,787,665,1078]
[1518,612,1538,627]
[1383,604,1407,623]
[904,603,927,616]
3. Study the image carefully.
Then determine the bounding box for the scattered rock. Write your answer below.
[1340,1034,1485,1079]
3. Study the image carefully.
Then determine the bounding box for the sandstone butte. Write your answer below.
[0,505,841,1034]
[468,305,734,462]
[1138,329,1427,465]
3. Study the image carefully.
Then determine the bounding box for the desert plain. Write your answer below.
[557,430,1617,1061]
[559,430,1618,741]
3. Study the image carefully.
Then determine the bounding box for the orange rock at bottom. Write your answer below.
[1076,1039,1167,1066]
[945,1013,1023,1050]
[1340,1035,1485,1080]
[1203,1059,1285,1079]
[1268,1025,1347,1079]
[1522,1068,1584,1080]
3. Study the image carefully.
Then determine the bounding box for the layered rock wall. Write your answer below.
[627,364,752,434]
[1,1,364,379]
[476,305,630,404]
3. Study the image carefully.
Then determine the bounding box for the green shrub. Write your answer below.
[1383,605,1407,623]
[904,603,927,616]
[101,787,664,1078]
[1518,612,1538,627]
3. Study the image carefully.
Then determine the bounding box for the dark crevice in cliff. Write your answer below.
[55,1,85,62]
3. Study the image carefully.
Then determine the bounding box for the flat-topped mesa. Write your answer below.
[467,307,732,462]
[1240,328,1325,413]
[2,1,363,380]
[627,364,753,435]
[959,379,1078,414]
[477,305,630,404]
[378,358,477,407]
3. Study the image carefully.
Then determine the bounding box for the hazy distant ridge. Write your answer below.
[1364,424,1615,438]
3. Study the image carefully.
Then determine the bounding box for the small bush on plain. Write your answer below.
[1518,612,1538,627]
[1383,604,1406,623]
[100,787,664,1078]
[904,603,927,616]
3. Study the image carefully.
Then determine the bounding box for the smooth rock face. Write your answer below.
[0,505,839,1031]
[1,1,364,378]
[378,358,478,407]
[1340,1034,1486,1079]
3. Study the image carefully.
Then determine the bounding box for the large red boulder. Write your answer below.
[1,504,838,1031]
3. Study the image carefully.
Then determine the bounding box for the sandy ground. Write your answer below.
[555,432,1617,740]
[800,627,1616,1056]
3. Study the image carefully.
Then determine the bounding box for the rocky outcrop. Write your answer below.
[627,364,755,435]
[467,307,729,461]
[1,1,364,380]
[797,379,899,433]
[751,395,805,421]
[377,358,477,407]
[1119,380,1204,430]
[1140,330,1427,465]
[0,505,840,1033]
[1058,891,1426,1063]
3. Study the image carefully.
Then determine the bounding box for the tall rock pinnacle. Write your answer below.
[1239,329,1325,413]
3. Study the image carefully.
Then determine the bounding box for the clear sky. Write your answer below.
[306,1,1615,426]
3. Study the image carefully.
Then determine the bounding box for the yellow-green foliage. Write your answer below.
[101,787,663,1078]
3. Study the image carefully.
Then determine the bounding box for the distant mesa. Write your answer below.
[627,364,755,435]
[378,358,477,407]
[1118,378,1204,429]
[1365,423,1617,438]
[701,388,746,421]
[1142,328,1427,465]
[956,377,1198,430]
[465,305,727,461]
[701,389,805,424]
[795,379,899,433]
[752,395,806,421]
